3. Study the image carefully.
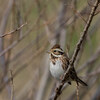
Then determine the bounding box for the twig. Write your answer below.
[0,0,14,97]
[94,10,100,15]
[64,4,87,23]
[52,0,100,100]
[10,69,14,100]
[0,14,55,57]
[0,22,27,38]
[67,77,97,100]
[71,0,99,66]
[0,22,37,57]
[67,65,100,100]
[70,6,87,24]
[0,41,48,92]
[76,84,79,100]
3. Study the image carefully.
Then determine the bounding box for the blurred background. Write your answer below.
[0,0,100,100]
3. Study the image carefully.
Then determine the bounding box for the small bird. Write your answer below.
[48,44,87,86]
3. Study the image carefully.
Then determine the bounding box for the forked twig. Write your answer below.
[0,22,27,38]
[70,6,87,23]
[94,10,100,15]
[51,0,100,100]
[64,4,87,23]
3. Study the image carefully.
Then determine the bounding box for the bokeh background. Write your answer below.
[0,0,100,100]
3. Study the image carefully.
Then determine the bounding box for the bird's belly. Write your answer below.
[50,60,64,80]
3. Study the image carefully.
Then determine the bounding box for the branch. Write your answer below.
[52,0,100,100]
[0,14,55,57]
[0,41,48,92]
[10,70,14,100]
[0,22,27,38]
[0,22,36,57]
[0,0,14,96]
[71,0,99,66]
[69,6,87,23]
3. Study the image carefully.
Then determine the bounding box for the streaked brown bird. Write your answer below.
[48,44,87,86]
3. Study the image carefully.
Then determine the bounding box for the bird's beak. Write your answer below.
[46,51,50,54]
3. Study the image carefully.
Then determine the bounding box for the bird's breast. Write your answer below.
[50,59,64,80]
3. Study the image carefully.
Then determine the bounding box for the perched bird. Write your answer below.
[48,44,87,86]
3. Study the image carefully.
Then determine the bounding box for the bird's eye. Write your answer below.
[54,50,56,52]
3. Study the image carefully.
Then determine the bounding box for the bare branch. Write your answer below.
[0,0,14,97]
[52,0,100,99]
[69,6,87,23]
[10,70,14,100]
[0,14,56,57]
[0,22,27,38]
[94,10,100,15]
[76,84,79,100]
[0,41,48,92]
[71,0,99,66]
[0,22,37,57]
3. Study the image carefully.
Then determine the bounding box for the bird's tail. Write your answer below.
[77,77,87,86]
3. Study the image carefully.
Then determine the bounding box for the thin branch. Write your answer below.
[0,14,55,57]
[94,10,100,15]
[52,0,100,100]
[0,41,48,92]
[0,0,14,97]
[0,22,38,57]
[10,69,14,100]
[67,65,100,100]
[0,22,27,38]
[70,6,87,23]
[64,4,87,23]
[71,0,99,66]
[67,76,97,100]
[76,84,79,100]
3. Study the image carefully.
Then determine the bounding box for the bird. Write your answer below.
[48,44,87,86]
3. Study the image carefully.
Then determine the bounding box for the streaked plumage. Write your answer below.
[48,44,87,86]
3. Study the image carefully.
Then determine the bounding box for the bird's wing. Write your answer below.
[61,53,69,71]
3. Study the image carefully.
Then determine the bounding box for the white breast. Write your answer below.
[50,59,64,80]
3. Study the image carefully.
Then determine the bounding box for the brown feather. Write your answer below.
[50,54,57,65]
[60,53,69,70]
[49,44,87,86]
[51,44,60,49]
